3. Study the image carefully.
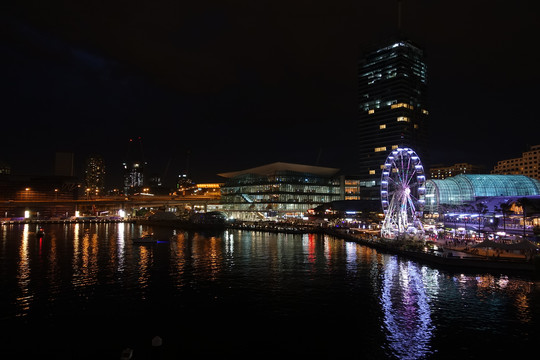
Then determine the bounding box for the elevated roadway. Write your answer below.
[1,194,221,218]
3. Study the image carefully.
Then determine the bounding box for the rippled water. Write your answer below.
[1,223,538,359]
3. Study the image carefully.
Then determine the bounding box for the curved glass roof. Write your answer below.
[425,174,540,210]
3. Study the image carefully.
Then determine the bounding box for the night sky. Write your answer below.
[2,1,539,188]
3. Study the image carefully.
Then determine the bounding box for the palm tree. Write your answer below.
[474,202,488,238]
[495,202,512,235]
[516,197,531,238]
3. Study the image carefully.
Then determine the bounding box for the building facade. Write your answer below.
[85,154,105,195]
[218,162,342,221]
[123,138,146,195]
[340,175,361,200]
[492,145,540,181]
[358,39,429,200]
[430,163,485,180]
[0,160,11,175]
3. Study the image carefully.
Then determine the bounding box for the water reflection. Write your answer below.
[170,231,188,289]
[191,232,223,281]
[379,257,434,359]
[16,224,32,316]
[451,273,534,325]
[116,222,125,272]
[136,245,152,297]
[72,224,98,289]
[47,229,59,302]
[1,224,537,358]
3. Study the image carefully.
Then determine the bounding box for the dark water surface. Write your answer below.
[1,223,538,359]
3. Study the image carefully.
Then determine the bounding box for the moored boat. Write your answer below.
[36,227,45,238]
[132,234,157,244]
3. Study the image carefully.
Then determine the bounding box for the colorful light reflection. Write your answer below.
[380,257,434,359]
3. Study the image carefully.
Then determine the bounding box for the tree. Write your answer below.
[474,202,488,236]
[495,202,513,235]
[516,197,532,238]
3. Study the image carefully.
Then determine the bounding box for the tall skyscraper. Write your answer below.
[123,137,146,195]
[357,39,429,200]
[85,154,106,195]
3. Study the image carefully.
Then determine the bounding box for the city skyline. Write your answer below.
[2,1,539,187]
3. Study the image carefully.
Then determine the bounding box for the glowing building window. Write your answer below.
[392,145,398,150]
[397,116,410,122]
[369,170,376,175]
[368,109,375,114]
[375,146,387,152]
[380,124,386,129]
[391,103,414,110]
[422,109,429,115]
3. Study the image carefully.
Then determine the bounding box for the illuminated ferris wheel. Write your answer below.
[380,147,426,239]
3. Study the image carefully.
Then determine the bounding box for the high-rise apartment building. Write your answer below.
[0,160,10,175]
[491,145,540,181]
[123,138,146,195]
[430,163,485,180]
[358,39,429,200]
[85,154,105,195]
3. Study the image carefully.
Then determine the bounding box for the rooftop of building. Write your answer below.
[218,162,340,178]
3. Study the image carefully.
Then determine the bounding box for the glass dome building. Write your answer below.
[425,174,540,213]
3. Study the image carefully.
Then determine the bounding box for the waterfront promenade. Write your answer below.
[226,221,539,273]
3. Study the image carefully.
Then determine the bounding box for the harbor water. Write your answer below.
[1,222,538,359]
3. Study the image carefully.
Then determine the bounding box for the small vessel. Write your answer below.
[132,233,158,244]
[36,227,45,238]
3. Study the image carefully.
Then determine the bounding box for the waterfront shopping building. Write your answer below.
[218,162,360,221]
[424,174,540,236]
[357,39,429,200]
[424,174,540,214]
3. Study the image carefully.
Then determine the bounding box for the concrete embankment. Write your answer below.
[322,228,538,274]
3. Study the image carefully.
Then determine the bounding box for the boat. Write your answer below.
[36,227,45,238]
[132,234,158,244]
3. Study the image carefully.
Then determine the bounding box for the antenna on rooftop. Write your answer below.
[397,0,403,33]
